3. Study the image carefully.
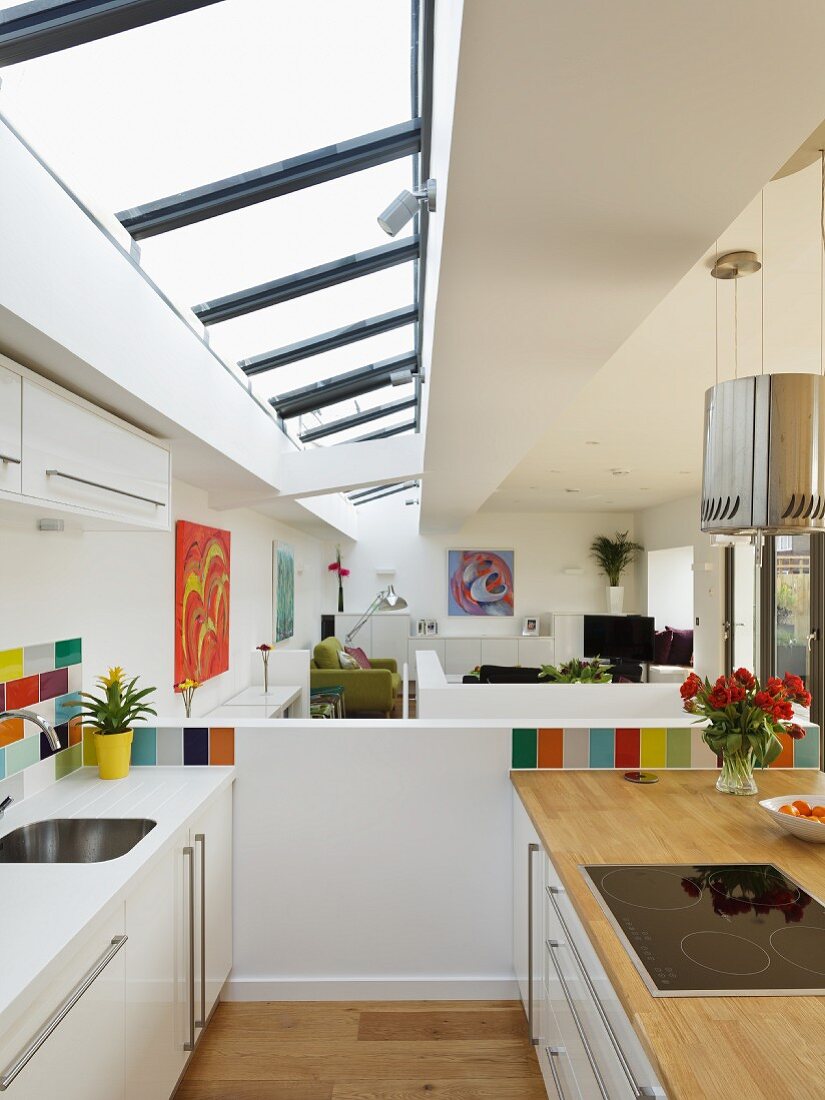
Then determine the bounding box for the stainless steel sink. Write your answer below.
[0,818,156,863]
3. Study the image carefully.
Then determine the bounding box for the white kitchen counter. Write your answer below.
[0,766,233,1031]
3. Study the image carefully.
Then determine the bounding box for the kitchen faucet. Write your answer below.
[0,709,61,751]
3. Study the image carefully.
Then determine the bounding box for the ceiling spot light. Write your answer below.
[585,440,600,445]
[611,468,630,477]
[378,179,437,236]
[565,488,580,493]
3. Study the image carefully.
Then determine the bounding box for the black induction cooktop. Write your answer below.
[582,863,825,996]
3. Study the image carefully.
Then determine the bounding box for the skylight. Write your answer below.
[0,0,426,449]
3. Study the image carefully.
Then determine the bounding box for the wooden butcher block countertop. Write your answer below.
[512,768,825,1098]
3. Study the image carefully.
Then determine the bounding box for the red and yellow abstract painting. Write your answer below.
[175,521,231,686]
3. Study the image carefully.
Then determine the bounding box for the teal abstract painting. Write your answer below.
[274,542,295,642]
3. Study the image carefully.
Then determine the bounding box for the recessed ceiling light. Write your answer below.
[611,468,631,477]
[679,470,691,475]
[585,440,600,446]
[640,487,650,491]
[565,488,580,493]
[547,469,562,474]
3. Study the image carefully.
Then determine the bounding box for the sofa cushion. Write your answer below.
[314,636,343,669]
[339,650,360,669]
[653,629,673,664]
[345,646,372,669]
[666,626,694,666]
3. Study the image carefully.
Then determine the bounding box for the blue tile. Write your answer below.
[132,727,157,766]
[40,723,68,760]
[589,728,615,769]
[54,693,82,726]
[794,725,821,768]
[183,728,209,766]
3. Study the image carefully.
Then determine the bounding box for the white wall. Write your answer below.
[0,480,323,717]
[647,545,694,631]
[635,494,723,678]
[325,495,638,636]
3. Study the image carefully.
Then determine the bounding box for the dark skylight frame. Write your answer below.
[0,0,227,66]
[299,395,417,443]
[271,351,417,418]
[117,119,422,239]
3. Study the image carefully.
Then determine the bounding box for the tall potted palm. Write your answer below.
[590,531,643,615]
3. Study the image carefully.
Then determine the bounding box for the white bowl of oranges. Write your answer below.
[759,796,825,843]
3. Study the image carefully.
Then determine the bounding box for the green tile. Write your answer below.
[131,728,157,766]
[0,746,4,780]
[667,728,692,768]
[55,638,82,668]
[589,728,615,768]
[6,735,40,775]
[793,725,821,768]
[512,728,537,768]
[54,743,82,780]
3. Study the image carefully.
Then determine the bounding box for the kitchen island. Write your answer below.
[513,768,825,1097]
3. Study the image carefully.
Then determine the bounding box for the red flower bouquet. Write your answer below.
[681,668,810,795]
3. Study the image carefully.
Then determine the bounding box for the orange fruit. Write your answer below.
[812,805,825,817]
[792,800,812,816]
[779,805,795,815]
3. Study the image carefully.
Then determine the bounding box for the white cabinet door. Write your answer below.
[512,791,543,1031]
[408,639,446,678]
[0,363,21,496]
[480,638,519,666]
[0,906,126,1100]
[443,638,482,676]
[191,784,233,1030]
[518,638,555,667]
[370,614,410,670]
[124,828,190,1100]
[21,380,170,529]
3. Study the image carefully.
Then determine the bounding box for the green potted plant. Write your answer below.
[76,666,156,780]
[539,657,612,684]
[589,530,643,615]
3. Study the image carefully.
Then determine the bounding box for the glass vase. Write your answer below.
[716,747,758,796]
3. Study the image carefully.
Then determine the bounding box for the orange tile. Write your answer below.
[770,731,795,768]
[537,728,564,769]
[209,727,234,766]
[5,674,39,710]
[0,718,24,748]
[69,716,83,746]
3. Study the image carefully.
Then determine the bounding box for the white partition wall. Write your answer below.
[252,649,310,717]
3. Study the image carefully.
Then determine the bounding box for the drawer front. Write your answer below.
[0,905,126,1099]
[544,865,666,1098]
[0,364,22,495]
[21,381,170,528]
[444,638,482,676]
[480,638,519,666]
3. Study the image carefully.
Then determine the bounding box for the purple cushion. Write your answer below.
[666,626,694,666]
[653,629,673,665]
[345,646,372,669]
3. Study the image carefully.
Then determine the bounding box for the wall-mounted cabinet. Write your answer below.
[0,354,170,530]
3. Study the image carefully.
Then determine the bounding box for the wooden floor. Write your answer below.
[176,1001,545,1100]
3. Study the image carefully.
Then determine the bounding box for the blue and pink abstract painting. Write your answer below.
[448,550,515,616]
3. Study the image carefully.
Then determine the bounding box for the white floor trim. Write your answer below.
[224,977,519,1001]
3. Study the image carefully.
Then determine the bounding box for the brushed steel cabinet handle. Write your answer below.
[184,845,196,1051]
[195,833,206,1028]
[527,842,539,1045]
[545,1046,568,1100]
[0,454,20,465]
[548,885,652,1096]
[0,935,127,1091]
[45,468,165,507]
[546,938,610,1100]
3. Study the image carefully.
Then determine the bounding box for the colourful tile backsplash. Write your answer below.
[511,724,822,770]
[0,638,85,804]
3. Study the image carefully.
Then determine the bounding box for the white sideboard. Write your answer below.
[408,635,556,680]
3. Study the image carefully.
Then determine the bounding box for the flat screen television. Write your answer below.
[583,615,655,663]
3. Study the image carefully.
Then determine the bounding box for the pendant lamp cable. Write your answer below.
[761,188,765,376]
[714,240,719,385]
[734,267,739,380]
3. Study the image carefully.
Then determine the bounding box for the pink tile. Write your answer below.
[39,667,69,701]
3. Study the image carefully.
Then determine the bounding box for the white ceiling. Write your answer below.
[421,0,825,531]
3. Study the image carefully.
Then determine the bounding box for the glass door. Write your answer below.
[774,535,811,687]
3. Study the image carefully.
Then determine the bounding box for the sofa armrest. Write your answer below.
[370,658,398,673]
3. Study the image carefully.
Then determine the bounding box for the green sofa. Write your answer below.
[311,637,401,717]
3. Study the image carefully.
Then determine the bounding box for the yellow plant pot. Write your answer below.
[93,729,133,780]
